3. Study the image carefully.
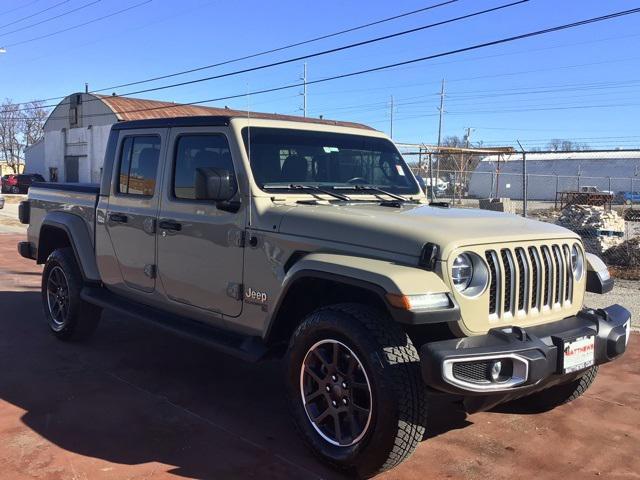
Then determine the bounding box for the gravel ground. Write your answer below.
[586,278,640,329]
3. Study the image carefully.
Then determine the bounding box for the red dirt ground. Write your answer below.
[0,233,637,479]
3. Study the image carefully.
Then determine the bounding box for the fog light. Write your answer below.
[490,360,502,382]
[489,359,514,383]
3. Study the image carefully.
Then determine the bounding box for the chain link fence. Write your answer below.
[407,149,640,275]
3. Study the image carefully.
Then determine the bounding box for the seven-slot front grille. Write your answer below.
[484,243,575,320]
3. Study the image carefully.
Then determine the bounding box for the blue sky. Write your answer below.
[1,0,639,148]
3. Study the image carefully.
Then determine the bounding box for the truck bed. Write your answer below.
[27,183,100,250]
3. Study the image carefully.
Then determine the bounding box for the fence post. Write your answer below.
[608,176,612,195]
[522,151,527,218]
[428,152,435,203]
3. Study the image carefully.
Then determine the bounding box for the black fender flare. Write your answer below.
[38,211,101,283]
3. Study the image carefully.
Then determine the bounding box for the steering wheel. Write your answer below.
[346,177,368,184]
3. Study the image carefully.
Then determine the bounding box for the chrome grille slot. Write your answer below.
[485,251,499,316]
[541,246,553,309]
[515,248,528,312]
[563,245,573,303]
[528,247,542,311]
[552,245,564,306]
[482,242,575,322]
[500,249,515,316]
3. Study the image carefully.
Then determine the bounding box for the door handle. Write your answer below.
[159,220,182,231]
[109,213,128,223]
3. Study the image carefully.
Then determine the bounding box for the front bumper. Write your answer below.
[422,304,631,395]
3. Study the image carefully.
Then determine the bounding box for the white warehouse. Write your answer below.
[25,92,237,183]
[468,151,640,201]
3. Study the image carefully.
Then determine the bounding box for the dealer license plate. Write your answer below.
[563,335,595,373]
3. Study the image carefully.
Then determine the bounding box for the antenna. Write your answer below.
[246,83,252,226]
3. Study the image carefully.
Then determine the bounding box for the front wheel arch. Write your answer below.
[265,273,390,349]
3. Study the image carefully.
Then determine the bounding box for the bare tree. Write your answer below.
[546,138,590,152]
[0,99,47,173]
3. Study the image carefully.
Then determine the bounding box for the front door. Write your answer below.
[157,128,245,317]
[64,156,79,182]
[105,129,167,293]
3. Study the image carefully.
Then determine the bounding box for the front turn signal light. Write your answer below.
[386,293,450,311]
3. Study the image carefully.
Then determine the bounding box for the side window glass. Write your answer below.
[174,135,235,200]
[118,136,160,196]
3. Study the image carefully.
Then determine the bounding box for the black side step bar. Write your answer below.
[80,287,269,362]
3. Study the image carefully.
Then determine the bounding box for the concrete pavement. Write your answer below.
[0,233,638,479]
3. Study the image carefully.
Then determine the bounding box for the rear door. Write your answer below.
[156,127,245,316]
[105,128,167,293]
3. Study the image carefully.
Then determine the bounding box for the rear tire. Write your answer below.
[508,366,598,412]
[41,248,101,341]
[286,303,426,478]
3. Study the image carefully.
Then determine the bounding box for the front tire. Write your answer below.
[508,366,598,412]
[286,303,426,478]
[42,248,101,341]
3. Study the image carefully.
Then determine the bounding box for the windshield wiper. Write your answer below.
[264,184,351,201]
[346,184,410,202]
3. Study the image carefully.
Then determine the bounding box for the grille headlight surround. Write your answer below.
[571,243,585,280]
[451,252,489,297]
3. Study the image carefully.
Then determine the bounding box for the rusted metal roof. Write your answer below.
[95,94,374,130]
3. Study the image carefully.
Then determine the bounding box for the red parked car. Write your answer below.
[1,173,45,194]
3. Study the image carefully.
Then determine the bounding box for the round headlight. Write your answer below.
[452,254,473,291]
[451,252,490,296]
[571,244,584,279]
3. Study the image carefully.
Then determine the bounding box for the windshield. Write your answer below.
[242,127,420,195]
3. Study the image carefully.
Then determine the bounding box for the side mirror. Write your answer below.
[194,167,237,202]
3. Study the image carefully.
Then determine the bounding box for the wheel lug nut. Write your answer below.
[331,375,337,382]
[342,382,347,388]
[342,398,348,405]
[332,400,338,407]
[325,385,331,392]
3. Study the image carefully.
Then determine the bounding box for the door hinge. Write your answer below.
[227,282,243,301]
[144,264,157,279]
[229,230,246,248]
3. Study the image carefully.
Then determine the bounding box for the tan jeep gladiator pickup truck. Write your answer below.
[18,113,630,477]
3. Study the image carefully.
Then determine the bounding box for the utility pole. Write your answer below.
[436,78,445,181]
[300,63,307,117]
[389,95,394,139]
[517,140,527,218]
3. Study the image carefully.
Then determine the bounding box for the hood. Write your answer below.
[277,202,578,260]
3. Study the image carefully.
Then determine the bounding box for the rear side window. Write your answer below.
[118,136,161,196]
[173,134,235,200]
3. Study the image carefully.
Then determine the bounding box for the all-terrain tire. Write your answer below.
[510,366,598,412]
[285,303,427,478]
[41,248,101,341]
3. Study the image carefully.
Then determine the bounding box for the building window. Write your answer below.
[173,135,235,200]
[69,107,78,127]
[118,136,161,196]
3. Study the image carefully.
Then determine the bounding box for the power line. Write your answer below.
[0,1,43,19]
[2,0,153,49]
[8,0,460,107]
[12,5,640,123]
[92,0,461,94]
[0,0,101,39]
[0,0,70,30]
[8,0,529,112]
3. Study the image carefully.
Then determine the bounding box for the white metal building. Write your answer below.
[25,92,247,183]
[469,151,640,200]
